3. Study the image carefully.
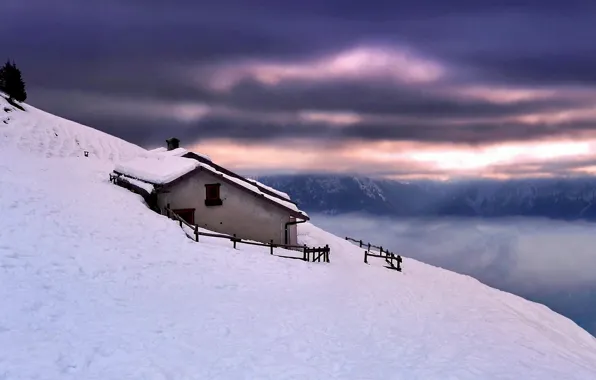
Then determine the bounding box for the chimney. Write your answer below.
[166,137,180,151]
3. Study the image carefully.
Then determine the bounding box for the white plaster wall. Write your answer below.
[158,171,297,245]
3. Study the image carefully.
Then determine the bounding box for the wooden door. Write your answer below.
[173,208,195,225]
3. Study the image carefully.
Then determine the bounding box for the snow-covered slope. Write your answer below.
[1,103,596,379]
[0,95,145,161]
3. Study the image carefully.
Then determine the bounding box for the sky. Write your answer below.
[5,0,596,179]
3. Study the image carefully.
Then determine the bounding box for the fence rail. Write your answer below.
[345,236,384,251]
[163,206,330,263]
[345,236,402,272]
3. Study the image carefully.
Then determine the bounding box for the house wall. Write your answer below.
[157,171,298,245]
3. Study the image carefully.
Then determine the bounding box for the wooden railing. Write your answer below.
[345,236,402,272]
[345,237,384,252]
[163,206,330,263]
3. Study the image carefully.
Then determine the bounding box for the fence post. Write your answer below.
[325,244,329,263]
[359,240,363,248]
[179,219,182,228]
[364,250,368,264]
[397,255,402,272]
[303,244,308,261]
[233,234,237,249]
[195,225,199,242]
[367,242,371,252]
[270,240,274,255]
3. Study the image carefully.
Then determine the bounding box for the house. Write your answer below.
[110,138,309,246]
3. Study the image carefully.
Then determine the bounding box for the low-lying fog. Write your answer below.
[311,214,596,336]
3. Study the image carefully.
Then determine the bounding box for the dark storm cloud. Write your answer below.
[29,76,596,148]
[465,55,596,86]
[2,0,341,65]
[341,120,596,145]
[5,0,596,149]
[206,80,581,119]
[47,100,596,149]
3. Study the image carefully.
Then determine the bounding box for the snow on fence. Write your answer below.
[345,236,402,272]
[164,205,330,263]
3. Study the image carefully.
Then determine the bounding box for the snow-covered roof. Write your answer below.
[157,148,189,157]
[191,151,212,161]
[114,155,199,185]
[149,147,212,161]
[114,154,307,217]
[247,179,291,201]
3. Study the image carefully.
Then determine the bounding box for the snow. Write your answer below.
[149,146,212,161]
[154,147,188,157]
[2,100,596,379]
[0,95,145,161]
[115,174,155,194]
[114,155,199,185]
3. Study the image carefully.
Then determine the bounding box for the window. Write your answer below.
[205,183,222,206]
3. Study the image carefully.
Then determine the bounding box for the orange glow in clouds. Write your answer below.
[408,141,592,171]
[192,139,596,179]
[195,140,596,178]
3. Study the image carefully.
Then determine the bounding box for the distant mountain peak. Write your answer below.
[259,174,596,220]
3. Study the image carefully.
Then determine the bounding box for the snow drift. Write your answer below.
[1,98,596,379]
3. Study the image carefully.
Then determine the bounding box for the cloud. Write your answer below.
[36,89,596,146]
[408,141,593,171]
[203,46,446,91]
[27,88,596,179]
[297,111,362,126]
[6,0,596,179]
[469,54,596,86]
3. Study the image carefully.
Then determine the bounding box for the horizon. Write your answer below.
[254,171,596,184]
[5,1,596,179]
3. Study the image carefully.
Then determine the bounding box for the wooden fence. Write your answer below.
[345,236,402,272]
[164,206,330,263]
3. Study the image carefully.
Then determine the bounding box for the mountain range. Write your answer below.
[258,174,596,220]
